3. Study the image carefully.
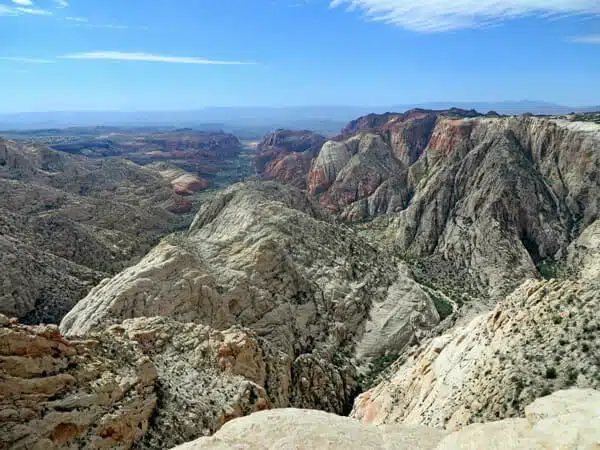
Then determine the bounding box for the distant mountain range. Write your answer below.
[1,101,598,134]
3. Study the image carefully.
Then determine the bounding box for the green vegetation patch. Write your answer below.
[358,353,400,390]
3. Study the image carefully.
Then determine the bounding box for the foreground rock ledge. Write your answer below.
[173,389,600,450]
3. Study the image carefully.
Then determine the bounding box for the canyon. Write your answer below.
[1,109,599,449]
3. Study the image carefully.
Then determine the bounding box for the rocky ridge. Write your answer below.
[384,116,600,298]
[0,314,157,450]
[60,181,441,417]
[303,112,600,300]
[1,314,298,450]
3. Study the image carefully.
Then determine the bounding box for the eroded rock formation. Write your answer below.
[0,314,157,450]
[107,317,292,449]
[4,110,600,449]
[2,315,303,449]
[303,112,600,299]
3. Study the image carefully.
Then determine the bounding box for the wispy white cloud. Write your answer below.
[0,56,55,63]
[65,16,88,22]
[0,5,19,15]
[569,34,600,43]
[1,1,131,29]
[88,23,128,29]
[15,6,52,15]
[330,0,600,32]
[60,51,257,65]
[1,4,53,15]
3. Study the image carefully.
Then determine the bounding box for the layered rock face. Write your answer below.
[306,112,600,299]
[5,111,600,449]
[174,389,600,450]
[60,181,440,415]
[0,314,157,450]
[255,130,327,189]
[157,168,210,195]
[339,108,482,138]
[351,219,600,430]
[0,140,190,324]
[308,134,411,220]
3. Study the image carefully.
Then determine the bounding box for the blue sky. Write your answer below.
[0,0,599,112]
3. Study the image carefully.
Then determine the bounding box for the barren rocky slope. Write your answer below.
[351,218,600,430]
[5,312,598,450]
[384,116,600,298]
[174,389,600,450]
[254,112,599,301]
[0,140,190,323]
[60,181,441,416]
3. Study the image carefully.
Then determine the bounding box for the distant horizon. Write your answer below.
[0,100,600,117]
[1,100,599,116]
[2,100,598,135]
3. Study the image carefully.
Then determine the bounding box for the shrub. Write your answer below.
[553,315,563,325]
[432,295,453,320]
[582,343,591,353]
[545,367,558,379]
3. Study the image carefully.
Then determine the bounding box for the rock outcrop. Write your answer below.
[351,219,600,429]
[0,314,157,450]
[172,389,600,450]
[157,168,210,195]
[249,113,600,301]
[0,140,190,324]
[255,130,327,189]
[386,116,600,297]
[304,113,598,299]
[309,134,410,220]
[60,181,440,415]
[105,317,292,449]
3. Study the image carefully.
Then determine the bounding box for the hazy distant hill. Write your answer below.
[1,101,597,133]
